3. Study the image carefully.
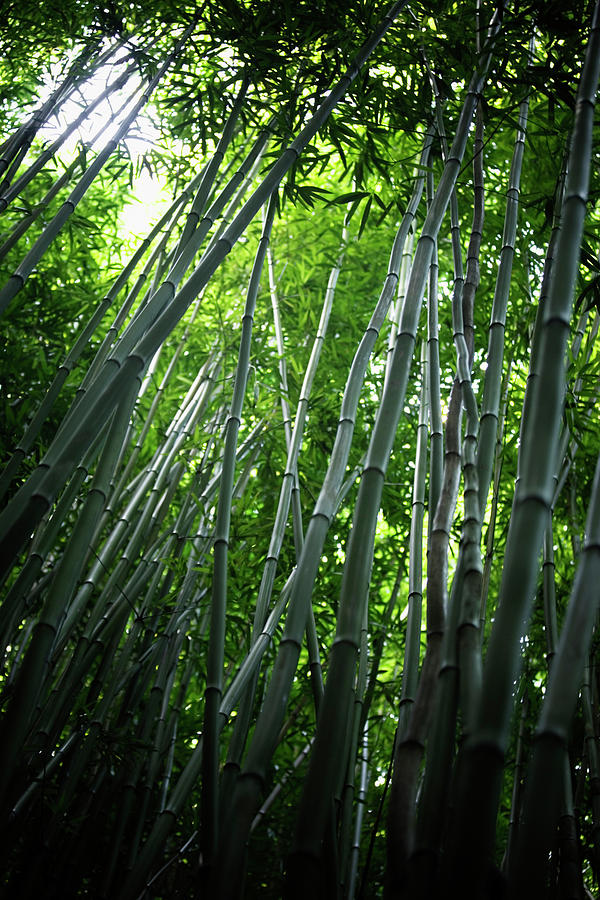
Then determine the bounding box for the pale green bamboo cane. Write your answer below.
[0,0,408,575]
[385,229,414,392]
[339,604,370,894]
[556,757,585,899]
[387,88,468,889]
[426,191,443,526]
[479,363,510,628]
[200,194,277,868]
[446,3,600,890]
[8,732,79,825]
[502,684,529,872]
[543,512,558,667]
[395,79,464,859]
[550,307,600,512]
[389,358,463,894]
[119,115,263,348]
[433,64,546,895]
[253,209,351,630]
[452,101,485,736]
[346,721,369,900]
[476,61,531,520]
[359,562,406,737]
[265,225,301,536]
[158,649,195,812]
[582,662,600,874]
[397,340,428,739]
[249,738,313,833]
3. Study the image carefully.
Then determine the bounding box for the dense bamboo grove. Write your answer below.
[1,0,600,896]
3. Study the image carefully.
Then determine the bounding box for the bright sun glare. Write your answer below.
[40,52,171,242]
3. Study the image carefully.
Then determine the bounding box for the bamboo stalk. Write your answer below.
[200,194,276,869]
[397,339,428,739]
[476,51,531,520]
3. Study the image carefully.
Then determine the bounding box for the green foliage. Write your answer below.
[0,1,599,898]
